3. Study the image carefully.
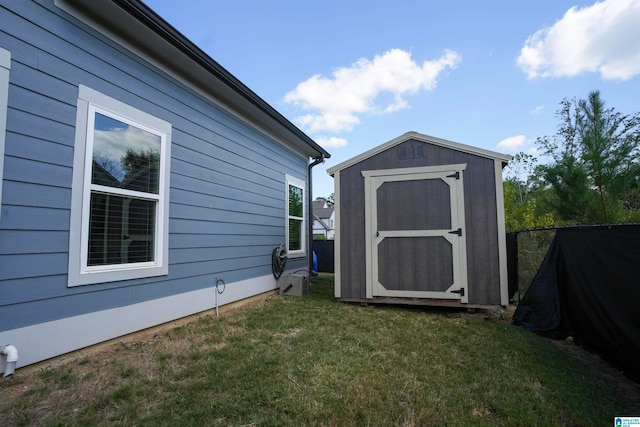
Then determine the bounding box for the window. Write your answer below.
[0,47,10,216]
[285,175,306,257]
[68,85,171,287]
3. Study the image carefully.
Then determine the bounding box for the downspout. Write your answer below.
[1,345,18,377]
[308,155,325,275]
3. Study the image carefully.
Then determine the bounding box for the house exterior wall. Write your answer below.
[335,137,503,306]
[313,219,329,238]
[313,211,335,239]
[0,0,309,367]
[327,212,335,239]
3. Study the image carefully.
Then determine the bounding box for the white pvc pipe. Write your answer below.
[215,286,219,317]
[214,277,225,317]
[1,345,18,377]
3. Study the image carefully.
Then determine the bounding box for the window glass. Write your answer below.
[288,218,302,251]
[87,110,162,268]
[286,176,305,257]
[91,112,160,193]
[88,193,156,266]
[288,184,303,217]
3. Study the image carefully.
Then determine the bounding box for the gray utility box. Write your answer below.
[279,273,309,296]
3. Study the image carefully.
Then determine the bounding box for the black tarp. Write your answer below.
[513,225,640,382]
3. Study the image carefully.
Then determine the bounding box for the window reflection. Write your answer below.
[289,184,303,217]
[91,112,160,194]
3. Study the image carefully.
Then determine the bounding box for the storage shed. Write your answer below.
[327,132,511,308]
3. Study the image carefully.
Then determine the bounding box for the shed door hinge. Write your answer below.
[448,228,462,236]
[446,171,460,179]
[450,288,465,296]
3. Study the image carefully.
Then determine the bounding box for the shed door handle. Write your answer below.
[448,228,462,236]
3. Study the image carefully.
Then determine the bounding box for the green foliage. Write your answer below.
[503,181,557,232]
[503,153,558,231]
[504,92,640,230]
[120,147,159,180]
[315,193,335,208]
[537,91,640,224]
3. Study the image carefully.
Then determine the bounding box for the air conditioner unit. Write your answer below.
[278,273,309,296]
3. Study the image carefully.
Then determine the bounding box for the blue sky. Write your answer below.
[146,0,640,199]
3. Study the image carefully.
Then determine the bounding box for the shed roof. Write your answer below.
[56,0,330,161]
[327,131,510,176]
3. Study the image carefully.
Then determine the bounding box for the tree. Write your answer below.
[537,91,640,224]
[315,193,335,208]
[503,153,558,231]
[121,148,159,179]
[120,147,160,192]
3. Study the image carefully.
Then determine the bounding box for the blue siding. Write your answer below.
[0,230,69,255]
[0,0,310,331]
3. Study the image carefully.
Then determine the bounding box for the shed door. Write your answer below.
[363,164,468,302]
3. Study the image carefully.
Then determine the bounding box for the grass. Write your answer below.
[0,273,634,426]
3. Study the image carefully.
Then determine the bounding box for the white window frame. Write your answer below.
[0,47,10,217]
[285,174,306,258]
[68,85,171,287]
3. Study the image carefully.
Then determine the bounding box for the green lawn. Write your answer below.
[1,273,633,426]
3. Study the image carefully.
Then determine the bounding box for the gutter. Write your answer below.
[308,155,326,274]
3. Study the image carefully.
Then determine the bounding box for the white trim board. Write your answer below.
[333,171,341,298]
[0,274,277,369]
[0,47,10,217]
[494,159,510,306]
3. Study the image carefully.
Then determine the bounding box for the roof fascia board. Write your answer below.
[55,0,329,160]
[328,131,511,175]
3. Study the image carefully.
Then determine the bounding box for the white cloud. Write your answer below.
[529,105,544,115]
[497,135,528,151]
[284,48,462,134]
[315,136,348,148]
[517,0,640,80]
